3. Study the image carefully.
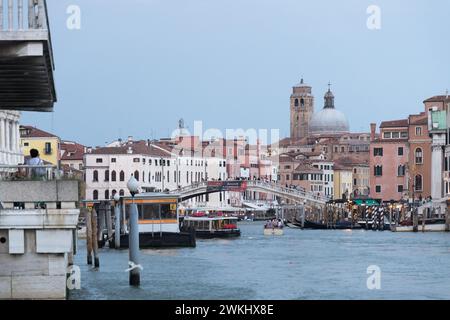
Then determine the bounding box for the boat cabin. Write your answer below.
[122,193,180,234]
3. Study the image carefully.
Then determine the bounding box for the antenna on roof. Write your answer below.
[446,89,448,99]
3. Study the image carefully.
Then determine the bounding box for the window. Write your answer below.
[398,165,406,177]
[96,158,103,163]
[104,170,109,182]
[133,158,140,163]
[401,132,408,138]
[134,170,139,181]
[93,170,98,182]
[24,142,29,147]
[45,142,52,155]
[120,171,125,181]
[111,170,116,182]
[374,148,383,156]
[105,190,109,200]
[392,132,400,139]
[112,190,117,197]
[415,148,423,164]
[398,147,404,156]
[415,175,423,192]
[111,158,116,163]
[397,185,404,193]
[415,126,422,136]
[374,166,382,176]
[119,189,125,196]
[383,132,391,139]
[341,147,345,153]
[300,98,305,107]
[93,190,98,200]
[294,99,299,107]
[375,185,381,193]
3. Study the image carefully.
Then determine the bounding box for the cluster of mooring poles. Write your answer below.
[84,176,142,286]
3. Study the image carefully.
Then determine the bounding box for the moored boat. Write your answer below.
[182,214,241,238]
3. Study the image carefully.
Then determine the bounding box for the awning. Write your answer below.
[353,199,380,206]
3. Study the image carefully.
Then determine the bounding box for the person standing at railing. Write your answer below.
[26,149,46,179]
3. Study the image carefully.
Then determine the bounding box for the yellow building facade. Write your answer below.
[20,126,61,166]
[333,168,353,200]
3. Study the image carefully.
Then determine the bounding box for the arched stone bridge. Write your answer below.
[169,180,328,206]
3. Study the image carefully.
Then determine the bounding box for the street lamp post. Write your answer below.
[127,176,140,286]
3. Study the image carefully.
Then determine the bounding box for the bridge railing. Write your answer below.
[171,180,329,204]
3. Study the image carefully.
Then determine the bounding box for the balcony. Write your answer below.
[0,0,56,112]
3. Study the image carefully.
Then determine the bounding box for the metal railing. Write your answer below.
[171,180,329,204]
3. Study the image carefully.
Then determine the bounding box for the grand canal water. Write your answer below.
[70,222,450,300]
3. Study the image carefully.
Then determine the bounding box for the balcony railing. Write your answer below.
[0,164,59,181]
[0,0,48,32]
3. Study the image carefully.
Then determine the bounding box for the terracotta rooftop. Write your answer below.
[61,141,86,161]
[20,125,59,139]
[379,119,408,128]
[423,95,450,103]
[89,141,173,157]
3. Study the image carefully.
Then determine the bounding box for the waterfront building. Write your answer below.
[19,125,61,167]
[84,138,229,209]
[0,111,22,177]
[369,109,433,202]
[369,120,410,201]
[426,95,450,203]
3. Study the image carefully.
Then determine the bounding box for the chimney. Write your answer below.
[370,123,376,141]
[127,146,133,154]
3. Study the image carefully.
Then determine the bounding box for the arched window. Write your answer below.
[111,170,116,182]
[105,170,109,182]
[294,99,299,107]
[415,175,423,192]
[112,189,117,197]
[93,190,98,200]
[143,171,145,182]
[415,148,423,164]
[120,171,125,182]
[105,189,109,200]
[149,172,152,182]
[134,170,139,181]
[93,170,98,182]
[300,98,305,107]
[119,189,125,196]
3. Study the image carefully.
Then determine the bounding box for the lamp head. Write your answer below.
[127,176,140,196]
[113,193,120,202]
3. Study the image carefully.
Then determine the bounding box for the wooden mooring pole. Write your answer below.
[85,207,93,265]
[92,207,100,268]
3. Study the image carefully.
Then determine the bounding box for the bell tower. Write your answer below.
[290,78,314,140]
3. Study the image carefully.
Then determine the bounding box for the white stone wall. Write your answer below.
[0,111,23,175]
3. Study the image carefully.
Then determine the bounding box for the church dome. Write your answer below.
[309,87,349,135]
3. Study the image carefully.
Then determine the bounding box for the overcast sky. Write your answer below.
[21,0,450,147]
